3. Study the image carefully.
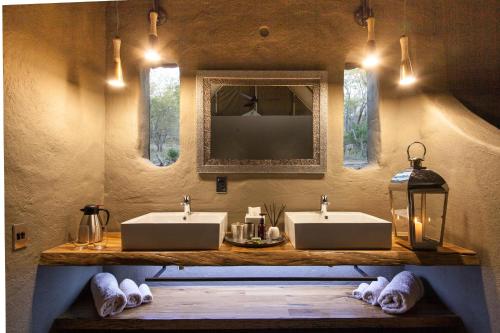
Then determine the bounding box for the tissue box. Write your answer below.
[245,214,264,225]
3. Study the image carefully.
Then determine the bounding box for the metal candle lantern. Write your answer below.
[389,142,449,250]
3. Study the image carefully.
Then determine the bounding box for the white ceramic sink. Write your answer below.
[285,212,392,250]
[121,212,228,250]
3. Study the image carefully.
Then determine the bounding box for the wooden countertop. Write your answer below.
[40,232,479,266]
[53,285,463,332]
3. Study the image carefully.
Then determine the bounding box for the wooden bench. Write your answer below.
[52,285,463,332]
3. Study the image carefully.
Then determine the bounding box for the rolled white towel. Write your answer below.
[119,279,143,308]
[139,283,153,303]
[90,273,127,318]
[377,271,424,314]
[352,282,369,299]
[362,276,390,305]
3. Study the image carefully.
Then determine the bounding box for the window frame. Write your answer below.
[343,63,379,169]
[142,63,181,167]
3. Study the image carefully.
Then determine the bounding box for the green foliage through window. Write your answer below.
[344,68,368,167]
[149,66,180,166]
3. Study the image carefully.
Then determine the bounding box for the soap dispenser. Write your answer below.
[258,213,266,239]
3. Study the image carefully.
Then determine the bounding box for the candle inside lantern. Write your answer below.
[414,218,423,242]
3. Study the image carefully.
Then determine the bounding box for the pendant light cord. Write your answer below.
[114,1,120,37]
[403,0,407,35]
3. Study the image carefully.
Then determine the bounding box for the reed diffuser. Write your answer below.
[264,202,286,240]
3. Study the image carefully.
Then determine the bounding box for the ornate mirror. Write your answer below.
[196,71,327,173]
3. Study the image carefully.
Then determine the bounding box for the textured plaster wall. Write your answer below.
[400,94,500,332]
[31,266,102,333]
[104,0,448,222]
[441,0,499,127]
[2,1,498,332]
[407,265,491,332]
[104,0,500,331]
[3,3,106,332]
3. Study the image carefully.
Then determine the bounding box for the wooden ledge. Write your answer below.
[40,232,479,266]
[52,285,463,332]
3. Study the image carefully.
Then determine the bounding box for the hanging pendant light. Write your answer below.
[107,2,125,88]
[362,16,379,69]
[399,35,416,85]
[144,0,162,62]
[108,37,125,88]
[399,0,416,85]
[355,0,379,69]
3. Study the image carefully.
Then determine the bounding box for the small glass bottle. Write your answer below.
[258,213,266,239]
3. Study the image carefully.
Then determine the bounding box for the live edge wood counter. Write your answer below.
[40,232,479,266]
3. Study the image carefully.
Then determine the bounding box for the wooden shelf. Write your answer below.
[52,285,463,332]
[40,232,479,266]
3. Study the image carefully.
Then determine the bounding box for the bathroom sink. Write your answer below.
[121,212,228,250]
[285,212,392,250]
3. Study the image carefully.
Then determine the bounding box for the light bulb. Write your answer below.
[362,52,379,69]
[144,48,161,62]
[399,75,416,86]
[107,78,125,88]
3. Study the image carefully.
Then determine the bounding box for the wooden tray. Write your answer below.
[224,233,286,248]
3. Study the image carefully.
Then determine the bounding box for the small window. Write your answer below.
[343,67,368,168]
[148,66,180,166]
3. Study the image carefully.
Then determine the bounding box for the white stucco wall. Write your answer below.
[3,3,107,332]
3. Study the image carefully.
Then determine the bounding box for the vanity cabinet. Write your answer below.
[41,233,476,332]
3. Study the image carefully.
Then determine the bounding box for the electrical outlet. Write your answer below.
[12,224,28,250]
[216,176,227,193]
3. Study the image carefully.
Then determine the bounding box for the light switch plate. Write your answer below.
[216,176,227,193]
[12,224,28,250]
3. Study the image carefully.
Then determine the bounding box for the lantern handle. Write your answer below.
[407,141,426,161]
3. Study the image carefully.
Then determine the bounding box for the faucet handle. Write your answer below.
[183,195,191,203]
[321,194,329,204]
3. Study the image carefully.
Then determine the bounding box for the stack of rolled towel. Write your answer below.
[352,271,424,314]
[90,273,154,318]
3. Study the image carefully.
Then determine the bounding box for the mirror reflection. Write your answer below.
[210,85,313,160]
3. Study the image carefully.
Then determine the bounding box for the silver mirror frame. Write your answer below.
[196,70,328,173]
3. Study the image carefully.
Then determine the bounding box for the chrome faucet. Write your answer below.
[320,194,329,215]
[182,195,192,216]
